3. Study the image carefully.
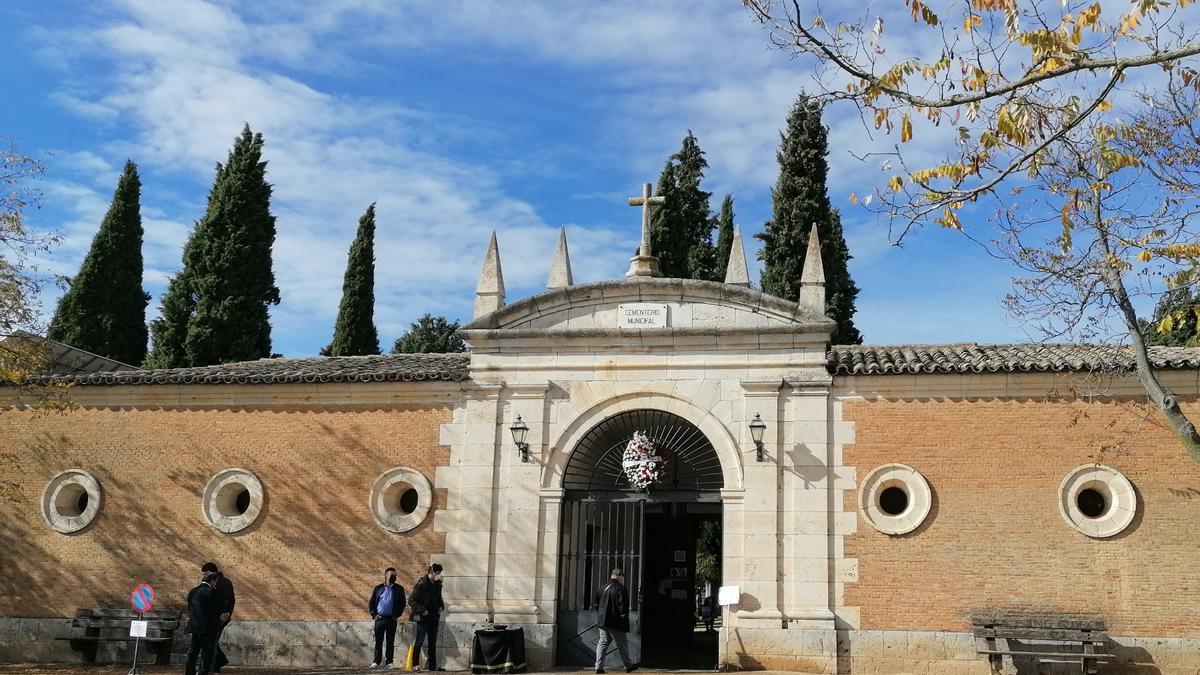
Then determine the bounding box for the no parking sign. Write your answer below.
[130,583,155,614]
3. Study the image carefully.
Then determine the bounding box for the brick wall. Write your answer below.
[0,402,452,621]
[842,395,1200,637]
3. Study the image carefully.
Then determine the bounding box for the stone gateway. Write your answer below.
[2,225,1199,673]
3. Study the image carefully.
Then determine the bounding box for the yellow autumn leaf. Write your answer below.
[900,113,913,143]
[964,14,982,32]
[1157,314,1174,334]
[1137,250,1153,262]
[1096,99,1112,112]
[1119,11,1142,34]
[848,192,860,205]
[938,207,962,230]
[887,175,904,192]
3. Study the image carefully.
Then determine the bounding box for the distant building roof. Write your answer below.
[4,331,138,375]
[44,352,470,386]
[828,343,1200,375]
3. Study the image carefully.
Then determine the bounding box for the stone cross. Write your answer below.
[628,182,665,257]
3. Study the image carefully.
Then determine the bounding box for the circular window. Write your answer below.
[42,469,102,534]
[1058,464,1137,538]
[202,469,264,533]
[859,464,932,536]
[878,486,909,515]
[370,467,433,533]
[1076,488,1106,518]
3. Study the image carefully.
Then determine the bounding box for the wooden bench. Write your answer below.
[973,615,1112,674]
[55,607,182,665]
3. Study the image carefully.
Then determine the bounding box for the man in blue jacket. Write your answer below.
[368,567,407,669]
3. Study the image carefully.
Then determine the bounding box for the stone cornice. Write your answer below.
[463,278,833,330]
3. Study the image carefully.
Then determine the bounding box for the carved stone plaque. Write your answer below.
[618,303,669,328]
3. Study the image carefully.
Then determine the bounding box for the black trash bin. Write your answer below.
[470,626,527,674]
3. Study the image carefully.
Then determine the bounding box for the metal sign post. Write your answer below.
[127,613,146,675]
[128,583,155,675]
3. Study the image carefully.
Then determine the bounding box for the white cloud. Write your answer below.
[33,0,1046,353]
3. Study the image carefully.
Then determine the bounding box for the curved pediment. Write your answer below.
[461,278,832,334]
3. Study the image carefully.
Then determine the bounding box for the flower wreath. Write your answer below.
[622,431,667,490]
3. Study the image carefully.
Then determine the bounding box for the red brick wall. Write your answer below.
[842,396,1200,637]
[0,403,451,621]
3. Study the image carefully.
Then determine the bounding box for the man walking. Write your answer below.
[201,562,235,672]
[368,567,407,669]
[408,563,446,671]
[595,568,637,674]
[184,571,221,675]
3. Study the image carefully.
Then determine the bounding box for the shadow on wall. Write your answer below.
[735,593,761,613]
[728,627,766,672]
[0,410,448,622]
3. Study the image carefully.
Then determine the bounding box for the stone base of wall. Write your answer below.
[721,627,838,672]
[718,627,1200,673]
[4,619,1197,672]
[0,618,553,671]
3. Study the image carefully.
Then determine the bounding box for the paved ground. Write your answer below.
[0,662,729,667]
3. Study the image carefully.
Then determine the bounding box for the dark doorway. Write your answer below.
[640,502,721,670]
[554,409,724,670]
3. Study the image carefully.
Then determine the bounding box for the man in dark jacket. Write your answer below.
[368,567,407,668]
[408,563,446,671]
[185,572,221,675]
[594,568,637,674]
[200,562,235,673]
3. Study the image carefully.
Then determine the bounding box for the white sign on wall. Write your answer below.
[129,620,148,638]
[717,585,740,606]
[618,303,669,328]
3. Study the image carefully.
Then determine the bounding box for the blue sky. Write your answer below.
[2,0,1031,357]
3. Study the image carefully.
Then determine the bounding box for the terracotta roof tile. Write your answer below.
[827,343,1200,375]
[46,353,470,386]
[41,343,1200,386]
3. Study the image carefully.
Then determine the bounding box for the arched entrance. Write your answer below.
[555,409,723,670]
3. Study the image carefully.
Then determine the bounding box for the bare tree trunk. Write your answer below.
[1096,219,1200,463]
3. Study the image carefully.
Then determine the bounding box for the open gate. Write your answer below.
[556,500,645,666]
[555,409,724,668]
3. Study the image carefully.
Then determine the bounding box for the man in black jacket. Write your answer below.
[367,567,407,668]
[408,563,446,671]
[185,572,221,675]
[594,568,637,674]
[200,562,235,673]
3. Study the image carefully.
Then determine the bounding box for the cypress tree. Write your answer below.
[713,194,735,281]
[322,203,380,356]
[647,131,718,280]
[144,266,194,368]
[392,314,466,354]
[48,161,149,364]
[146,125,280,367]
[757,95,862,344]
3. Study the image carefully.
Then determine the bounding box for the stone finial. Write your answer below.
[474,231,506,319]
[799,223,825,313]
[724,226,750,287]
[547,226,574,289]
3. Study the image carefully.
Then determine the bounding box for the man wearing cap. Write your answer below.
[595,568,637,674]
[408,563,446,671]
